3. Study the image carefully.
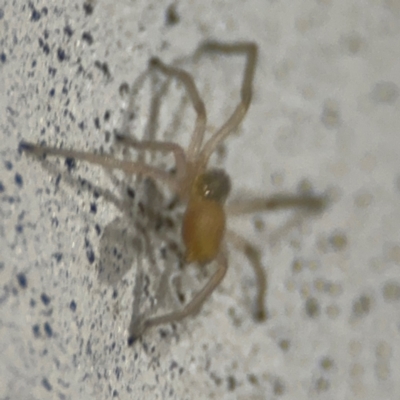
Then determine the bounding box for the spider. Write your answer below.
[20,41,327,341]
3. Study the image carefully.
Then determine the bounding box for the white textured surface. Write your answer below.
[1,0,400,399]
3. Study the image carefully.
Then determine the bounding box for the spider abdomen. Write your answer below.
[182,198,226,264]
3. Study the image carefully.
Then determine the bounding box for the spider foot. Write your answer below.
[18,141,36,153]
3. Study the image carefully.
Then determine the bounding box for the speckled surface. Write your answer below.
[1,0,400,399]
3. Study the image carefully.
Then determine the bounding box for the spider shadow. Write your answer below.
[23,55,200,342]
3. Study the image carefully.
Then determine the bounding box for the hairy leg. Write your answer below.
[19,141,178,193]
[114,133,187,180]
[149,57,207,161]
[226,193,328,216]
[199,42,258,165]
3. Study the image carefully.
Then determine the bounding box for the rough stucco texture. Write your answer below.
[1,0,400,399]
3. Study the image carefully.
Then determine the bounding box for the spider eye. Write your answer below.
[195,169,231,203]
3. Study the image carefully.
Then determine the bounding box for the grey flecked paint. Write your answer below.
[1,0,400,399]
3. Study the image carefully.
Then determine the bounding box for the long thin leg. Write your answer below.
[128,249,228,340]
[19,141,179,193]
[226,193,328,216]
[199,42,258,166]
[114,133,187,180]
[226,230,267,321]
[149,58,207,161]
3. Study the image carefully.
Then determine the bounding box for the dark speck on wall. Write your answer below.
[83,2,94,16]
[5,161,13,170]
[104,110,110,121]
[38,38,50,55]
[14,173,23,187]
[352,294,371,317]
[115,367,122,380]
[0,53,6,63]
[159,329,168,338]
[85,238,95,264]
[41,293,51,306]
[44,322,53,337]
[65,157,76,171]
[55,174,61,187]
[94,117,100,129]
[0,181,4,192]
[52,252,63,262]
[78,121,85,130]
[49,88,55,97]
[119,82,129,96]
[126,186,135,199]
[64,25,74,37]
[165,4,180,26]
[86,249,95,264]
[32,324,40,337]
[43,43,50,55]
[94,61,111,79]
[48,66,57,77]
[42,377,52,391]
[305,297,320,318]
[90,203,97,214]
[227,376,236,391]
[69,300,77,311]
[17,273,28,288]
[86,339,92,354]
[57,48,66,61]
[82,31,93,45]
[31,9,41,22]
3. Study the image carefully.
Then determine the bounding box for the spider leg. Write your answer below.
[149,57,207,161]
[199,42,258,166]
[226,230,267,321]
[226,193,328,216]
[129,249,228,339]
[114,134,187,180]
[19,141,178,192]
